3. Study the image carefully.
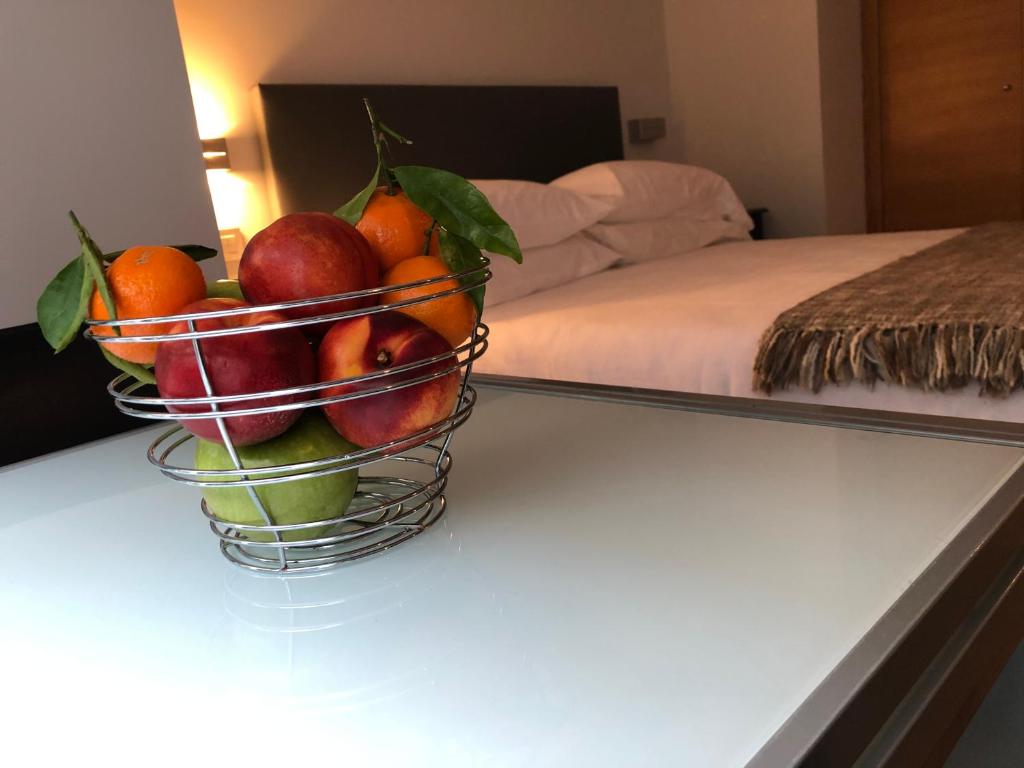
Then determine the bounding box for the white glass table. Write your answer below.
[2,378,1023,767]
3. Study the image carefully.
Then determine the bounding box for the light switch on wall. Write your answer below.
[627,117,666,143]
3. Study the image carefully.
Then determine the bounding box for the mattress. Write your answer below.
[476,229,1024,423]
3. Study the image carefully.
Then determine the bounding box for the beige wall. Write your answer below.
[817,0,866,234]
[662,0,865,238]
[0,0,220,329]
[663,0,826,238]
[172,0,865,241]
[173,0,675,240]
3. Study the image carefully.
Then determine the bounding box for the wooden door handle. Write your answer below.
[1002,84,1014,91]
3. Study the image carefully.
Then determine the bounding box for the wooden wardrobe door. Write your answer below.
[869,0,1023,231]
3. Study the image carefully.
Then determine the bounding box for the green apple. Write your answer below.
[195,412,359,542]
[205,279,245,300]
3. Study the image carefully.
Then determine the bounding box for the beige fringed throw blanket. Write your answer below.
[753,222,1024,397]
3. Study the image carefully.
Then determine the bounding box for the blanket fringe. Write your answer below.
[752,323,1024,397]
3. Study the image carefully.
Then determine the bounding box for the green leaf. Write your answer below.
[172,244,218,262]
[36,256,90,352]
[69,211,119,336]
[393,166,522,262]
[103,244,218,263]
[335,163,380,225]
[99,346,156,385]
[439,229,486,316]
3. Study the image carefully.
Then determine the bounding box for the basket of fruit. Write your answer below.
[36,102,521,573]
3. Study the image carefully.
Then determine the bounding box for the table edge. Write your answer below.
[471,374,1024,766]
[748,459,1024,767]
[471,374,1024,447]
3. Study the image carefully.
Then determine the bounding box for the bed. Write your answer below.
[477,228,1024,423]
[256,84,1024,424]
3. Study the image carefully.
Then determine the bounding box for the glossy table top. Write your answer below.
[2,387,1022,766]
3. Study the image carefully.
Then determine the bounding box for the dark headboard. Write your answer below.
[257,84,624,214]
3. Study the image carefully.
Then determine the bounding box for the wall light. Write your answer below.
[202,138,231,170]
[191,82,231,140]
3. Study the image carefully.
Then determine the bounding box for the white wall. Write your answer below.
[0,0,221,329]
[173,0,675,239]
[662,0,865,238]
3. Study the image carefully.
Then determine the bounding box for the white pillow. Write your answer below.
[587,213,751,264]
[484,233,621,308]
[470,179,614,249]
[551,160,752,227]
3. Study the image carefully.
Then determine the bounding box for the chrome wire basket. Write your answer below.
[84,259,490,574]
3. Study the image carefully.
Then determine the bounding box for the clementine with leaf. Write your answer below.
[356,189,440,272]
[90,245,206,364]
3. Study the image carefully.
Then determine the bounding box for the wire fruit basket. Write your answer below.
[84,260,490,574]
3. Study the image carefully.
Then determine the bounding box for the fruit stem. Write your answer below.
[68,209,85,232]
[422,220,437,255]
[362,98,411,196]
[363,99,391,194]
[69,209,121,335]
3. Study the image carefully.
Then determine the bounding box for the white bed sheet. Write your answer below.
[477,229,1024,423]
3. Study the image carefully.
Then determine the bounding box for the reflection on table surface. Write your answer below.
[1,388,1022,766]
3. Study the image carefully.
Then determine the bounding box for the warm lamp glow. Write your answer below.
[188,79,243,229]
[206,169,247,231]
[185,74,266,239]
[191,82,231,140]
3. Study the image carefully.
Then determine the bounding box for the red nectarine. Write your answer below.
[318,312,459,448]
[239,212,378,331]
[155,298,315,446]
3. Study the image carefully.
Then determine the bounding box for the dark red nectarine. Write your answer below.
[239,212,378,331]
[155,298,315,446]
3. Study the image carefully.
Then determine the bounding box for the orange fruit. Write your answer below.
[90,245,207,364]
[381,256,477,348]
[356,188,440,272]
